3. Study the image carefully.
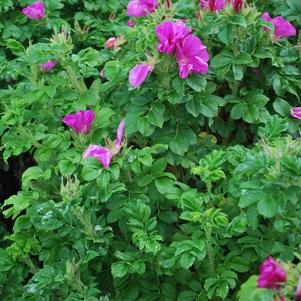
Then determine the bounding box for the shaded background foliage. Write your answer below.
[0,0,301,300]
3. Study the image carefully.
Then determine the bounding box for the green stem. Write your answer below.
[65,65,87,93]
[232,81,239,96]
[24,256,38,274]
[205,226,215,275]
[206,181,212,194]
[205,180,214,274]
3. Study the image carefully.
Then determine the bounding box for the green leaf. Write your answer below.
[186,75,207,92]
[273,98,291,117]
[211,51,232,69]
[230,15,247,28]
[0,249,14,272]
[22,166,51,190]
[111,262,129,278]
[147,104,165,128]
[235,53,253,65]
[59,160,76,175]
[200,95,225,118]
[137,175,154,187]
[232,65,243,80]
[151,158,167,175]
[81,165,101,181]
[178,291,198,301]
[216,281,229,299]
[231,103,246,119]
[179,253,195,269]
[172,77,185,95]
[218,24,234,44]
[137,116,155,136]
[5,39,25,56]
[257,196,281,218]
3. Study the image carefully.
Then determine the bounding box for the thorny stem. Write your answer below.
[206,181,212,194]
[24,256,38,274]
[65,65,87,93]
[205,226,215,275]
[205,180,215,274]
[232,81,239,96]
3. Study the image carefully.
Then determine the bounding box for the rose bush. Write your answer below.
[0,0,301,300]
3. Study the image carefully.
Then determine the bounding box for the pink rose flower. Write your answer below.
[262,12,296,38]
[127,0,157,17]
[104,37,118,49]
[22,1,45,20]
[63,110,95,134]
[262,12,273,32]
[83,119,125,169]
[291,107,301,120]
[257,257,286,290]
[127,20,135,27]
[129,64,152,88]
[272,16,296,38]
[176,35,209,78]
[40,60,57,72]
[156,21,192,54]
[83,145,114,169]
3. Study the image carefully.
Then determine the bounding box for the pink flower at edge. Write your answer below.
[82,119,125,169]
[296,276,301,299]
[127,20,135,27]
[261,12,296,38]
[127,0,157,17]
[129,64,152,88]
[257,257,286,290]
[272,16,296,38]
[156,21,192,55]
[40,60,58,72]
[83,145,114,169]
[63,110,95,134]
[115,119,125,149]
[200,0,224,12]
[176,35,209,78]
[291,107,301,120]
[233,0,243,13]
[22,1,45,20]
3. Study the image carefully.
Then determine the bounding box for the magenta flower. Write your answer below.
[63,110,95,134]
[115,119,125,149]
[127,0,157,17]
[104,37,118,49]
[129,64,152,88]
[127,20,135,27]
[257,257,286,290]
[83,119,125,169]
[156,21,192,54]
[291,107,301,120]
[40,60,57,72]
[200,0,224,12]
[176,35,209,78]
[232,0,243,13]
[262,12,272,32]
[272,16,296,38]
[262,12,296,38]
[22,1,45,20]
[83,145,114,169]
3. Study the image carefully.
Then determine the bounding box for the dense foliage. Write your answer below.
[0,0,301,300]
